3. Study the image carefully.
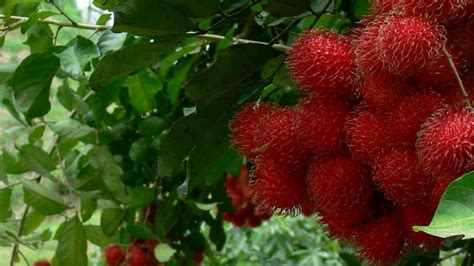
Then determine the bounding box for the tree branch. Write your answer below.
[0,14,290,52]
[47,0,78,26]
[442,46,472,110]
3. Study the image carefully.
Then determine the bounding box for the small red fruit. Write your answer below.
[376,16,445,76]
[105,245,125,266]
[448,21,474,62]
[33,261,51,266]
[354,213,405,265]
[416,108,474,179]
[298,96,350,154]
[397,204,443,249]
[346,108,394,164]
[127,244,154,266]
[307,157,374,211]
[359,77,411,111]
[373,146,430,206]
[287,30,357,97]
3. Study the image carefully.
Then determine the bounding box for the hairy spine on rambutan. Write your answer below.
[448,22,474,64]
[358,76,411,111]
[389,90,443,144]
[416,108,474,179]
[397,204,443,250]
[376,16,446,76]
[346,107,394,164]
[373,146,431,206]
[250,156,310,214]
[287,30,357,97]
[307,157,374,212]
[354,213,405,265]
[297,96,350,154]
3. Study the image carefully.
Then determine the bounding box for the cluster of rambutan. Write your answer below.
[230,1,474,265]
[105,241,159,266]
[223,167,271,227]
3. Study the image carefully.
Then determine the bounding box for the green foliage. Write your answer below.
[0,0,469,265]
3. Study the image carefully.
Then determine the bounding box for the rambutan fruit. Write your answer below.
[105,244,125,266]
[389,90,443,144]
[373,146,431,206]
[346,108,394,164]
[230,103,274,159]
[358,76,411,111]
[307,156,374,212]
[287,30,357,97]
[354,213,405,265]
[33,261,51,266]
[376,16,445,76]
[251,156,309,214]
[127,245,150,266]
[416,108,474,179]
[297,96,350,154]
[319,201,376,243]
[397,204,443,250]
[448,22,474,64]
[430,178,452,209]
[370,0,467,22]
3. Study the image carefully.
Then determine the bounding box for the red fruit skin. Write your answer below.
[319,201,376,243]
[33,261,51,266]
[287,30,357,97]
[297,96,350,154]
[251,156,309,214]
[105,245,125,266]
[389,90,443,144]
[416,108,474,179]
[373,146,431,206]
[448,22,474,63]
[354,213,405,266]
[193,247,205,265]
[370,0,466,22]
[359,77,411,111]
[127,244,157,266]
[376,16,445,76]
[308,157,374,212]
[417,46,467,88]
[346,108,394,164]
[230,103,275,160]
[397,205,443,250]
[430,178,452,210]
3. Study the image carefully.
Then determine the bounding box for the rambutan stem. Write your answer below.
[442,46,473,110]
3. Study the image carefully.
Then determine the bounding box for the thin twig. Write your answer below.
[309,0,334,29]
[47,0,78,26]
[268,18,302,46]
[442,46,472,110]
[0,14,290,52]
[203,1,260,33]
[17,250,30,266]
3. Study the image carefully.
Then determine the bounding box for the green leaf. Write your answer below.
[80,198,97,222]
[0,189,12,221]
[0,155,7,183]
[101,208,124,237]
[138,116,168,137]
[97,31,127,55]
[90,39,181,90]
[85,225,119,248]
[12,53,60,119]
[93,0,118,10]
[56,36,100,80]
[125,70,162,113]
[49,119,95,140]
[127,223,155,240]
[21,179,68,215]
[24,24,53,53]
[185,44,277,103]
[2,149,29,175]
[129,138,151,161]
[163,0,219,18]
[266,0,310,17]
[112,0,194,36]
[415,172,474,239]
[22,209,46,235]
[54,216,88,266]
[125,187,155,208]
[154,243,176,263]
[19,145,57,180]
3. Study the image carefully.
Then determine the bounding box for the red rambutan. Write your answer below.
[127,244,156,266]
[297,96,350,154]
[430,178,452,209]
[287,30,357,97]
[307,156,374,212]
[33,261,51,266]
[373,146,431,206]
[358,76,411,111]
[389,90,443,144]
[251,156,309,214]
[346,108,394,164]
[105,245,125,266]
[354,213,405,265]
[397,204,443,250]
[376,16,445,76]
[448,21,474,64]
[416,108,474,179]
